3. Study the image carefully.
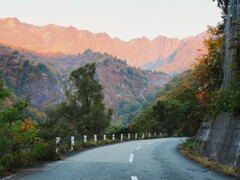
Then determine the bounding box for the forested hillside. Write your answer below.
[0,46,170,124]
[0,46,64,108]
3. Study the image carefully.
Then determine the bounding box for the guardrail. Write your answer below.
[55,132,163,153]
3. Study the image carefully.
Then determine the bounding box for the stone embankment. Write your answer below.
[195,113,240,168]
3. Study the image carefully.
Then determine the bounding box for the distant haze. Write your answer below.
[0,0,221,41]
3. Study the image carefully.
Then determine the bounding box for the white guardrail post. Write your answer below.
[149,133,151,138]
[56,137,61,153]
[128,133,130,140]
[84,135,87,143]
[103,134,106,140]
[135,133,137,140]
[71,136,75,151]
[121,134,123,141]
[142,133,144,139]
[94,134,97,142]
[112,134,115,140]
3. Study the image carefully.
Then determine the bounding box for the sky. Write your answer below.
[0,0,222,41]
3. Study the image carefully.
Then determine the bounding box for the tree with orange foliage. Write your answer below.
[12,119,38,143]
[193,27,224,105]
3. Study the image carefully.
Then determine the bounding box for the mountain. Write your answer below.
[0,46,64,108]
[143,37,206,74]
[0,18,206,74]
[0,45,170,124]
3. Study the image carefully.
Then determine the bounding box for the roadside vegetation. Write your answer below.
[0,81,57,177]
[179,139,236,177]
[0,63,113,177]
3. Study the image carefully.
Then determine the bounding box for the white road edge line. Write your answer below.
[136,146,142,151]
[131,176,138,180]
[129,154,134,163]
[2,174,17,180]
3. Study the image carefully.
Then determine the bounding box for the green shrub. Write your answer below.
[73,141,84,151]
[42,141,59,160]
[83,141,97,148]
[209,88,240,117]
[183,138,195,150]
[58,142,70,154]
[0,153,14,175]
[30,141,48,161]
[14,149,32,166]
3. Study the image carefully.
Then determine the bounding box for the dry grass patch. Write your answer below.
[178,139,236,177]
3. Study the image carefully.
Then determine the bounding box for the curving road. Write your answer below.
[5,138,232,180]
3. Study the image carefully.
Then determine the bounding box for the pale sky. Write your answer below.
[0,0,222,41]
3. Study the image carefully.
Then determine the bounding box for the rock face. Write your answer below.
[0,18,206,74]
[22,74,64,107]
[195,113,240,168]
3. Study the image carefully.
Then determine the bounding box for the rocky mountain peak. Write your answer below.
[0,18,207,74]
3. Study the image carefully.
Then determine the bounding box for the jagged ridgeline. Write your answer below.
[0,46,170,124]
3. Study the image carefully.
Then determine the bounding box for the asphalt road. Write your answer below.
[5,138,232,180]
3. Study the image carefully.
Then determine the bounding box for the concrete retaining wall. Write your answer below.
[195,112,240,168]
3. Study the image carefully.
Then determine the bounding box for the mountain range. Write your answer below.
[0,18,207,74]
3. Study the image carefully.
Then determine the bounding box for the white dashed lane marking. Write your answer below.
[129,154,134,163]
[131,176,138,180]
[136,146,142,151]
